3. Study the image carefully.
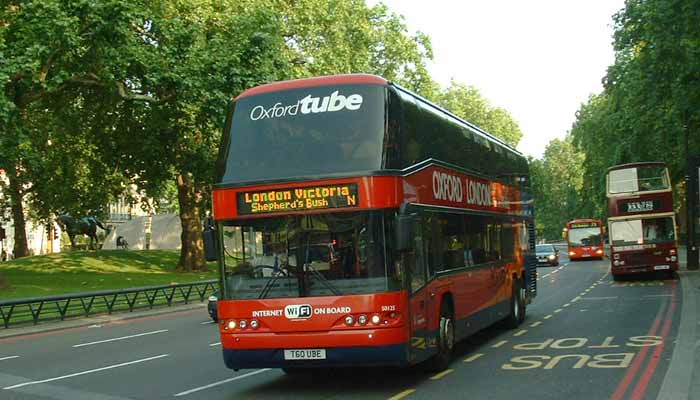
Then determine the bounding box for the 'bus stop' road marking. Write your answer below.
[72,329,168,348]
[3,354,169,390]
[174,369,271,397]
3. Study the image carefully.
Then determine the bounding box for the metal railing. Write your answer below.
[0,280,218,329]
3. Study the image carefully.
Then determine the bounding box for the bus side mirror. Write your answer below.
[203,225,219,262]
[395,215,414,252]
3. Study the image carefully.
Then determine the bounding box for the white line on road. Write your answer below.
[581,296,618,300]
[200,321,215,325]
[209,342,221,347]
[0,356,19,361]
[644,294,673,298]
[3,354,169,390]
[73,329,168,348]
[174,369,271,397]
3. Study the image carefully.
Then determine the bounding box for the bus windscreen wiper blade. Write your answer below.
[304,263,341,296]
[258,266,293,299]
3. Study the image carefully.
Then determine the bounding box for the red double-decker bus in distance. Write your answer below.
[606,162,679,279]
[566,219,605,260]
[208,74,537,373]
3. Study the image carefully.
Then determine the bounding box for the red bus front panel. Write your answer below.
[218,291,410,368]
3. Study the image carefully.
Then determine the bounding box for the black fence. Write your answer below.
[0,280,218,329]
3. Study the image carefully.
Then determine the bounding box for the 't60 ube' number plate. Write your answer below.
[284,349,326,360]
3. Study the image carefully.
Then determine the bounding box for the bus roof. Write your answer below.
[235,74,389,101]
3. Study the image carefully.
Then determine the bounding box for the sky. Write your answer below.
[370,0,626,159]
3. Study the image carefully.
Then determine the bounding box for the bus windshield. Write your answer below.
[610,217,675,246]
[608,165,669,194]
[568,227,602,247]
[220,211,401,299]
[219,85,386,184]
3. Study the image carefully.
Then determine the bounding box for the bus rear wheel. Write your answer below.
[426,302,454,372]
[504,278,525,329]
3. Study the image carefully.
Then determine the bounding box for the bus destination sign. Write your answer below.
[237,184,359,215]
[570,222,597,229]
[619,199,661,214]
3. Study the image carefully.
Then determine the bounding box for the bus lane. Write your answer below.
[403,259,681,400]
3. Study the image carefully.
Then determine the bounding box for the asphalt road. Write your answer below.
[0,252,683,400]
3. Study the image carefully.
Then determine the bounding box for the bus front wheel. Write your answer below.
[427,302,454,372]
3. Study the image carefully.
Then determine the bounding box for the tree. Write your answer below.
[0,1,152,257]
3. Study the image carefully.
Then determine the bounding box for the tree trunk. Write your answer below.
[176,171,205,272]
[8,168,29,258]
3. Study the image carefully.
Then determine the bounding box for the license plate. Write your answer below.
[582,254,591,257]
[284,349,326,360]
[654,265,670,270]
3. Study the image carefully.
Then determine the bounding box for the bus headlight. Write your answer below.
[358,315,368,325]
[569,251,575,256]
[670,249,677,255]
[345,315,355,326]
[671,256,677,262]
[613,260,620,266]
[595,249,603,255]
[250,319,259,329]
[226,320,237,330]
[371,314,381,324]
[239,320,247,329]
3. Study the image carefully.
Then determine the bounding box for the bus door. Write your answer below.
[405,215,432,363]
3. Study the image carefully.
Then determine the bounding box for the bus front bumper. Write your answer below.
[220,327,409,369]
[611,262,679,275]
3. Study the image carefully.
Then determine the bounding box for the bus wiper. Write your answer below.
[258,265,293,299]
[304,262,341,296]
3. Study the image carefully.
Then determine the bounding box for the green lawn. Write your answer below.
[0,250,217,300]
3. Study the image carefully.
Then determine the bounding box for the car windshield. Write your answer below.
[219,211,401,299]
[535,245,554,253]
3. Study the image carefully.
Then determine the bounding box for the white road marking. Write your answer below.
[644,294,673,298]
[174,369,271,396]
[3,354,169,390]
[0,356,19,362]
[492,340,508,348]
[581,296,618,300]
[209,342,221,347]
[200,321,215,325]
[73,329,168,348]
[514,330,527,337]
[464,353,484,362]
[530,322,542,327]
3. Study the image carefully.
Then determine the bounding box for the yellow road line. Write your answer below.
[514,329,527,337]
[492,340,508,348]
[463,353,484,363]
[388,389,416,400]
[430,369,454,380]
[530,321,542,327]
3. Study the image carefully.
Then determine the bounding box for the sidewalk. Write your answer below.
[657,248,700,400]
[0,302,208,340]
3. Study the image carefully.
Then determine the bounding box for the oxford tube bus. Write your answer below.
[209,74,537,372]
[606,162,679,279]
[565,219,605,260]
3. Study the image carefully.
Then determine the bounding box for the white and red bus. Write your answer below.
[208,74,537,372]
[565,219,605,260]
[606,162,679,279]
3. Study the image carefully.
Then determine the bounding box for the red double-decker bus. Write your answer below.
[565,219,605,260]
[208,74,536,372]
[606,162,679,279]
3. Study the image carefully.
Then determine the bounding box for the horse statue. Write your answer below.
[57,215,108,250]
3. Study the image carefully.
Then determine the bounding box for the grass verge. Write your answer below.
[0,250,217,300]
